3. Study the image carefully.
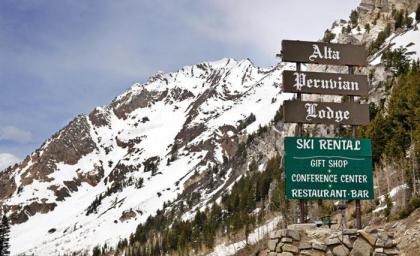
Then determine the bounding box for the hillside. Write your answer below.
[0,58,295,255]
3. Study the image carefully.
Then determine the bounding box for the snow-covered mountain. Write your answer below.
[0,58,294,255]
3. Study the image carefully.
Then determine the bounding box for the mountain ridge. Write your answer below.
[0,57,289,255]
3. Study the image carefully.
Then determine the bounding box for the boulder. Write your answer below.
[374,247,384,253]
[300,250,326,256]
[312,242,328,252]
[338,235,352,249]
[350,237,372,256]
[375,239,385,247]
[383,248,399,255]
[365,227,378,233]
[288,223,317,230]
[300,250,312,256]
[373,253,386,256]
[282,244,299,254]
[326,238,340,246]
[286,229,301,241]
[268,239,278,251]
[377,231,389,242]
[278,252,294,256]
[275,242,284,253]
[384,239,396,248]
[343,229,357,236]
[299,242,312,250]
[281,237,293,243]
[358,230,377,246]
[332,245,350,256]
[270,229,287,239]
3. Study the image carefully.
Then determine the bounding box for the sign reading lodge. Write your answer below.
[281,40,367,66]
[283,101,370,125]
[283,70,368,96]
[284,137,374,200]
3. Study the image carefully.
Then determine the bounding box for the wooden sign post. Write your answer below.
[280,40,370,229]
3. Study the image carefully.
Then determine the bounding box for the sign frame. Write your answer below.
[283,70,368,96]
[284,137,374,200]
[283,100,370,125]
[281,40,367,66]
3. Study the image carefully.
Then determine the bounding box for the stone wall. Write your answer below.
[261,226,400,256]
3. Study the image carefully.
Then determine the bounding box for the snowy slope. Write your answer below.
[2,58,293,255]
[371,13,420,64]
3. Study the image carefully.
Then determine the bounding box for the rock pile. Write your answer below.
[264,227,400,256]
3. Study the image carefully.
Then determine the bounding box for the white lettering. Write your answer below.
[304,103,351,123]
[318,139,362,151]
[291,72,360,93]
[308,44,341,62]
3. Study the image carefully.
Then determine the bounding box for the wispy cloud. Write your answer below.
[182,0,358,60]
[0,126,32,143]
[0,0,358,158]
[0,153,20,171]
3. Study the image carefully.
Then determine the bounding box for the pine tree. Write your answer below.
[416,4,420,22]
[0,215,10,256]
[349,10,358,28]
[395,10,404,30]
[365,23,370,33]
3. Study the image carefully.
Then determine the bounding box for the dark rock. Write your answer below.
[343,229,358,236]
[286,229,301,241]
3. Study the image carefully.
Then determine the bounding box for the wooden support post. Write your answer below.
[296,62,306,224]
[348,65,362,229]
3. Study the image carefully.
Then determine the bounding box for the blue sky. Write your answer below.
[0,0,358,165]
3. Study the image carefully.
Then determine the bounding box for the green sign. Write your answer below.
[284,137,373,200]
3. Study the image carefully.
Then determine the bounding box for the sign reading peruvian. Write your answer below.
[283,101,369,125]
[281,40,367,66]
[284,137,374,200]
[283,70,368,96]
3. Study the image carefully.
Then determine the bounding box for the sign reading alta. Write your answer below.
[283,70,368,96]
[284,137,374,200]
[283,101,370,125]
[281,40,367,66]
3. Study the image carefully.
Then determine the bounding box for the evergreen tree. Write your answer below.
[0,215,10,256]
[394,10,404,30]
[416,4,420,22]
[384,193,393,217]
[349,9,358,28]
[346,24,352,33]
[322,29,335,43]
[364,23,370,33]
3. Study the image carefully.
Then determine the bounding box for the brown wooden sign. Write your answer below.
[283,70,368,96]
[281,40,367,66]
[283,101,369,125]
